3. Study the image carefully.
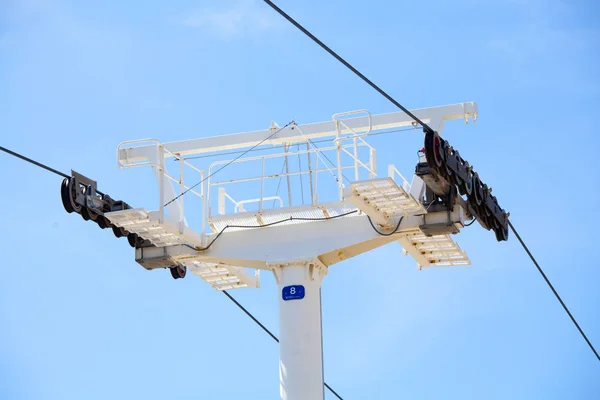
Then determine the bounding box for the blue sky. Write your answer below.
[1,0,599,399]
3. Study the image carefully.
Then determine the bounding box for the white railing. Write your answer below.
[388,164,412,193]
[332,110,375,199]
[117,139,206,234]
[206,135,377,218]
[116,110,383,223]
[217,187,283,214]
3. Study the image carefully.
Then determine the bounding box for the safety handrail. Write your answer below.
[117,138,206,231]
[388,164,411,193]
[332,109,373,140]
[235,197,284,213]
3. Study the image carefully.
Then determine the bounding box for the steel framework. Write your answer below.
[102,102,480,399]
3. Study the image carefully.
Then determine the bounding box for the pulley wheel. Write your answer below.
[472,173,484,206]
[442,142,453,178]
[87,207,99,221]
[452,151,463,187]
[500,219,509,241]
[60,178,74,213]
[424,131,443,176]
[127,233,138,248]
[481,185,491,216]
[67,178,82,213]
[170,265,187,279]
[112,226,125,238]
[80,207,91,221]
[96,215,109,229]
[432,133,445,168]
[463,164,473,196]
[495,222,509,241]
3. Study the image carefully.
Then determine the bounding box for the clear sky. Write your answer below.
[1,0,599,399]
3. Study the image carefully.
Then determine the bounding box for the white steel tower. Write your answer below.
[78,102,486,399]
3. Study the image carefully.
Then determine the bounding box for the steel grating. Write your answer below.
[398,231,470,267]
[344,177,426,226]
[186,261,259,291]
[104,208,188,247]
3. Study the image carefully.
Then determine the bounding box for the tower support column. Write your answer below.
[273,260,326,400]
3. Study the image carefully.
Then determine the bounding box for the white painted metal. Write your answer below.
[105,208,203,248]
[273,260,326,400]
[187,261,259,290]
[115,103,477,248]
[117,102,477,162]
[133,209,466,271]
[344,177,426,227]
[397,232,471,268]
[293,124,348,201]
[409,175,426,203]
[332,109,373,139]
[206,133,373,214]
[116,138,206,228]
[209,202,356,233]
[116,102,479,400]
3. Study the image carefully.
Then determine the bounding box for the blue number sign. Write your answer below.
[282,285,305,301]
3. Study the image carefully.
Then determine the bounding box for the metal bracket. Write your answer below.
[71,170,104,212]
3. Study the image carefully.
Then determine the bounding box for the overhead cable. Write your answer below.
[508,220,600,361]
[261,0,434,133]
[163,121,294,207]
[0,144,350,396]
[262,0,600,363]
[221,291,344,399]
[0,146,105,196]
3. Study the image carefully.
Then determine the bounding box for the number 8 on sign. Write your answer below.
[282,285,305,301]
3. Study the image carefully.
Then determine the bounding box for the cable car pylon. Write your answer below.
[60,102,508,399]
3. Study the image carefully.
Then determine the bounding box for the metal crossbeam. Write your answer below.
[118,103,477,163]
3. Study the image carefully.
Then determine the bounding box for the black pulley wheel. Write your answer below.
[170,265,187,279]
[80,207,91,221]
[500,220,509,241]
[79,186,95,219]
[463,164,473,196]
[481,185,491,216]
[494,228,504,242]
[96,216,109,229]
[66,178,82,213]
[60,178,74,213]
[451,151,463,187]
[424,131,445,176]
[442,142,453,178]
[472,173,484,206]
[87,208,99,221]
[112,226,125,238]
[101,194,113,211]
[127,233,138,248]
[433,134,445,168]
[494,222,509,241]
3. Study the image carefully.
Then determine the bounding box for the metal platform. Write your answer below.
[397,232,470,268]
[344,177,426,227]
[209,203,357,233]
[186,261,259,291]
[105,208,202,247]
[111,102,482,399]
